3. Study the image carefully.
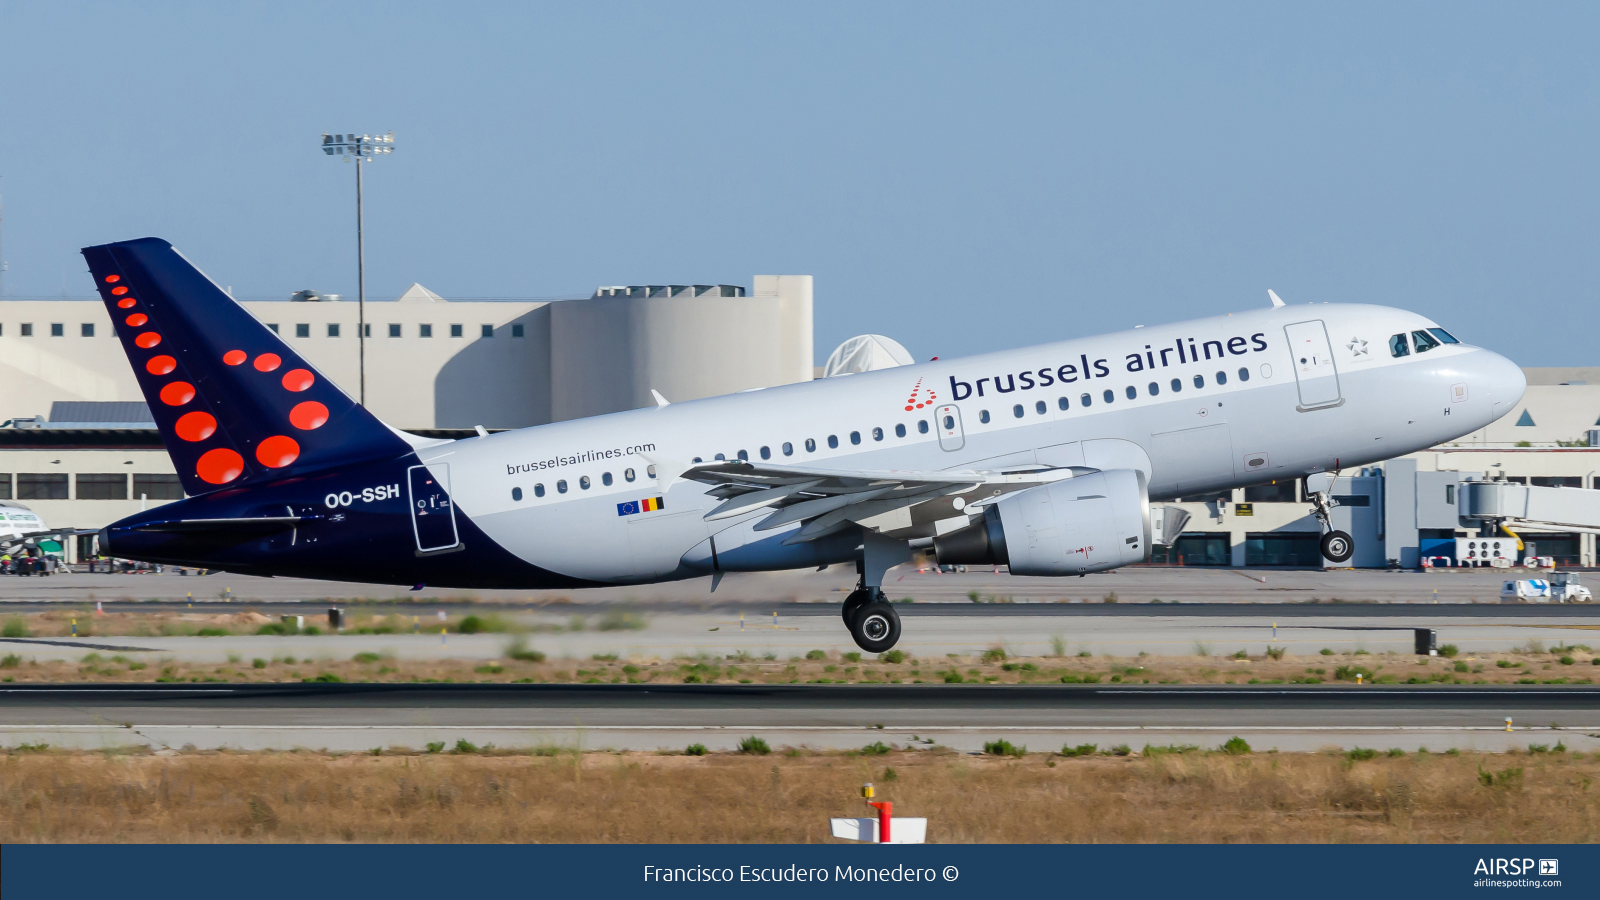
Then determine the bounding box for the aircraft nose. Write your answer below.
[1475,349,1526,409]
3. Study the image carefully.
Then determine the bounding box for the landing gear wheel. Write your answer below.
[1321,530,1354,564]
[841,588,874,627]
[849,601,901,654]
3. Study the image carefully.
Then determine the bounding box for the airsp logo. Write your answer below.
[1540,859,1559,876]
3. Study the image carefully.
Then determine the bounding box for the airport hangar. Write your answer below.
[0,280,1596,570]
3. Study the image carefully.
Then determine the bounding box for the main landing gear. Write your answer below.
[842,585,901,654]
[1307,476,1355,564]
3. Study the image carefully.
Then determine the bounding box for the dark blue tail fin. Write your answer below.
[82,237,411,495]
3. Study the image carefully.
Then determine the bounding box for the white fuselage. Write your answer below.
[416,303,1524,584]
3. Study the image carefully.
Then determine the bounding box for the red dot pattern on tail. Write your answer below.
[253,353,281,372]
[175,411,216,442]
[125,313,148,327]
[159,382,195,407]
[146,356,176,376]
[222,350,246,366]
[196,448,244,485]
[103,275,120,283]
[289,401,329,430]
[255,435,300,468]
[281,369,314,392]
[135,332,161,349]
[117,298,137,309]
[111,286,129,296]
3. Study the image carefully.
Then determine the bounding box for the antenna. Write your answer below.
[1267,289,1285,308]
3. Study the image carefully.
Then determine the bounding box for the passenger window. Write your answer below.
[1193,374,1204,388]
[827,435,839,449]
[1081,392,1092,407]
[1035,400,1046,415]
[1389,333,1410,358]
[979,409,991,424]
[557,480,568,493]
[782,442,794,456]
[1428,327,1460,344]
[1237,367,1249,382]
[1147,382,1159,396]
[714,453,726,461]
[1103,389,1115,404]
[625,468,636,482]
[1058,396,1069,410]
[760,446,771,460]
[850,431,862,445]
[535,483,545,497]
[647,465,657,478]
[1170,378,1182,392]
[872,427,884,441]
[894,423,906,438]
[737,449,748,461]
[942,414,955,430]
[806,438,817,452]
[1124,385,1137,400]
[579,476,591,490]
[1012,404,1024,418]
[512,487,523,501]
[602,472,613,486]
[917,420,929,434]
[1411,330,1440,353]
[1215,370,1227,385]
[693,457,703,463]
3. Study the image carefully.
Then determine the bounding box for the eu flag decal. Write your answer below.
[617,497,665,517]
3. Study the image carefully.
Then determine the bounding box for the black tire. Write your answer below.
[1321,530,1354,564]
[849,601,901,653]
[841,588,873,627]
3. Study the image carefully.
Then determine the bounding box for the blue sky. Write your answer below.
[1,2,1596,366]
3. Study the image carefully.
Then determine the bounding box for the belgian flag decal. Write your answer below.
[616,497,665,516]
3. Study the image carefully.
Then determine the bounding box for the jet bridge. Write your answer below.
[1460,480,1600,535]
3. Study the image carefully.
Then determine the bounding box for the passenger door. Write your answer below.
[935,404,965,451]
[1283,320,1342,409]
[407,464,461,554]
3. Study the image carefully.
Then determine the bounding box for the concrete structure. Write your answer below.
[1159,368,1600,568]
[0,275,813,431]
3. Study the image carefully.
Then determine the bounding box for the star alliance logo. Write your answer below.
[1347,337,1369,356]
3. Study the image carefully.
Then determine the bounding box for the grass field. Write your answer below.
[1,745,1595,843]
[2,641,1596,686]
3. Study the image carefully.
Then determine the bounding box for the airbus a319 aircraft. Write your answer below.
[89,238,1525,651]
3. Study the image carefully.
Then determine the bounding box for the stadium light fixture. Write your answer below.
[320,131,396,406]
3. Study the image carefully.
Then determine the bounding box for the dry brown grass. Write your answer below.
[3,642,1596,687]
[1,747,1595,843]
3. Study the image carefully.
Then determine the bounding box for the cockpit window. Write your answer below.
[1389,333,1410,358]
[1411,330,1441,353]
[1428,327,1459,344]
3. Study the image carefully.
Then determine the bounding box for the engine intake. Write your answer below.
[932,469,1150,575]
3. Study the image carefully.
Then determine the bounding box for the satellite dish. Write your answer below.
[822,335,914,378]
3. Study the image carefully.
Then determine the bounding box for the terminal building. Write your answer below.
[1156,368,1600,569]
[0,276,813,556]
[1,279,1596,569]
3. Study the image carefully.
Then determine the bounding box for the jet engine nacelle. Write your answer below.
[933,469,1150,575]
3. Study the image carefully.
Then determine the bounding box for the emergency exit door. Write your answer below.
[935,404,965,451]
[408,464,460,553]
[1283,320,1342,409]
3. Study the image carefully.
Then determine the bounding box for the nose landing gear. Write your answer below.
[1306,474,1355,564]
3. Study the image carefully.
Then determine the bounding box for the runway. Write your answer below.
[5,683,1596,754]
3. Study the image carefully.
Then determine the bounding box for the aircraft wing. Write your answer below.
[1,527,81,545]
[680,460,1079,543]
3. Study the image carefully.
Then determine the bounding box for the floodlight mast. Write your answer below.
[319,131,395,406]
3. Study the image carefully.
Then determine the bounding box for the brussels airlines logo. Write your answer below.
[904,378,938,412]
[946,331,1269,401]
